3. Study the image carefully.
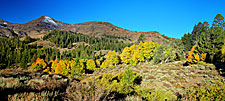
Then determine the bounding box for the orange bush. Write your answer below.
[186,46,206,65]
[32,58,99,75]
[187,46,195,64]
[31,58,48,72]
[200,53,207,61]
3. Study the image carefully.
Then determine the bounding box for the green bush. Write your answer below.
[82,67,142,95]
[153,40,185,64]
[184,80,225,100]
[135,87,177,100]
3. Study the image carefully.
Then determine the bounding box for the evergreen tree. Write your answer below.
[181,33,193,51]
[212,14,225,29]
[138,34,145,43]
[196,14,225,62]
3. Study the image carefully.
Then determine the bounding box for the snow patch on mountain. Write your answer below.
[42,16,58,26]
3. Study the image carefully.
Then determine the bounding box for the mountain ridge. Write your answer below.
[0,16,174,43]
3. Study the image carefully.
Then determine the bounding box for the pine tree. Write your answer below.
[182,33,194,51]
[212,14,225,28]
[197,24,225,62]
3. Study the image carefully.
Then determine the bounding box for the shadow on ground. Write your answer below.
[213,62,225,77]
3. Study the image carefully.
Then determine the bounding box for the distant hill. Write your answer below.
[71,21,172,43]
[0,16,174,43]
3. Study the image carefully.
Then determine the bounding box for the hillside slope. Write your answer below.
[71,21,171,43]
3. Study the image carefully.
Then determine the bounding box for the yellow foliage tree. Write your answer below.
[137,41,145,62]
[132,49,140,65]
[143,41,159,61]
[120,47,132,64]
[50,60,58,72]
[96,60,101,68]
[222,45,225,55]
[55,60,63,74]
[71,59,84,75]
[127,44,136,65]
[194,54,200,63]
[221,39,225,62]
[86,59,97,70]
[79,59,87,71]
[120,41,158,65]
[62,60,71,75]
[105,50,119,66]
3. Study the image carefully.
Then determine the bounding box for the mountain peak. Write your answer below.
[41,16,58,26]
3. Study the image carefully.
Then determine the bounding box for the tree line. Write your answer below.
[0,38,60,69]
[182,14,225,63]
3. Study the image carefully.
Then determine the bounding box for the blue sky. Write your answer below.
[0,0,225,38]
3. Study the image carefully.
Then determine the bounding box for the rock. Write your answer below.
[173,61,182,64]
[63,79,68,82]
[52,75,62,79]
[41,75,49,79]
[203,75,209,78]
[35,73,42,77]
[28,79,44,85]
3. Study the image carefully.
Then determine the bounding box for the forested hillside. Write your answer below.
[0,14,224,100]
